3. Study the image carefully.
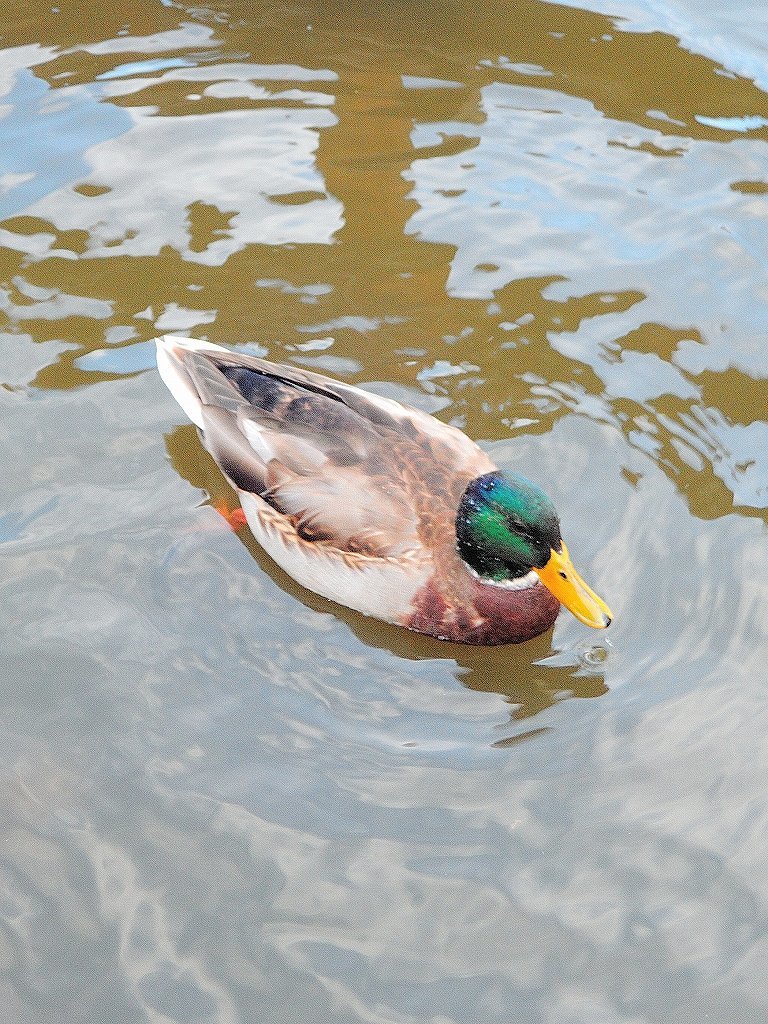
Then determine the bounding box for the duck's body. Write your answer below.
[156,336,610,644]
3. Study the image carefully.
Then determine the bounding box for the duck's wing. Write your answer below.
[156,336,494,560]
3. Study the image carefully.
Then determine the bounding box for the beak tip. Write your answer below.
[536,546,613,630]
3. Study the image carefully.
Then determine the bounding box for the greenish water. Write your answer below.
[2,1,768,1021]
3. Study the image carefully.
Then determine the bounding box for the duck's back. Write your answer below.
[156,336,497,626]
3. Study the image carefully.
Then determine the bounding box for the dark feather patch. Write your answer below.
[220,365,283,411]
[215,356,347,407]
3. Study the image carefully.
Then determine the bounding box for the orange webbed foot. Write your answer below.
[213,502,248,531]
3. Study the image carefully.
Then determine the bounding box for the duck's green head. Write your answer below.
[456,471,612,629]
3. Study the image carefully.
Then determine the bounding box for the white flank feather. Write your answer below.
[239,492,429,623]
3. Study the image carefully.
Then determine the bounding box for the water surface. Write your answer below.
[2,1,768,1021]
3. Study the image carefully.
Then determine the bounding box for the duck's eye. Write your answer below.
[507,514,533,540]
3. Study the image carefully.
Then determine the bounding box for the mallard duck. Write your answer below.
[156,336,612,645]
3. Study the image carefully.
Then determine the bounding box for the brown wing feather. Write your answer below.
[177,347,494,561]
[180,352,468,561]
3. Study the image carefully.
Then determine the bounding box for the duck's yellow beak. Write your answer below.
[533,541,612,629]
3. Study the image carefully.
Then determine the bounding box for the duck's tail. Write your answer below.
[155,335,230,429]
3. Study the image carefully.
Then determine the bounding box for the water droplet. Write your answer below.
[578,643,611,669]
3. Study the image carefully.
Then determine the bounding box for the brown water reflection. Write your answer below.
[3,0,768,1021]
[5,0,767,520]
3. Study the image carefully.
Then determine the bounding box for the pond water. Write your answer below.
[2,1,768,1021]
